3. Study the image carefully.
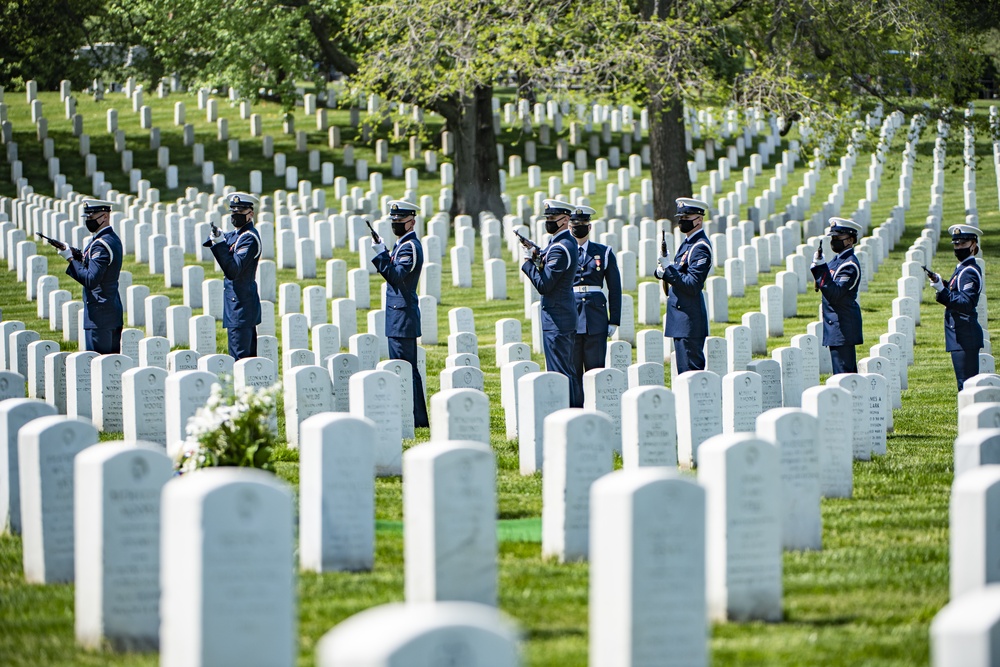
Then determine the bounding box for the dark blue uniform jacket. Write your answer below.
[205,224,262,328]
[522,229,579,333]
[810,248,864,347]
[66,227,123,330]
[661,229,712,338]
[574,241,622,335]
[936,257,984,352]
[372,231,423,338]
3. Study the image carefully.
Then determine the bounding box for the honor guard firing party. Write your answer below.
[0,67,997,667]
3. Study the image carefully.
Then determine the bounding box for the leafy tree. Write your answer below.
[557,0,992,220]
[347,0,570,220]
[0,0,105,89]
[97,0,357,109]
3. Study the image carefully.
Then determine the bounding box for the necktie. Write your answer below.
[579,246,585,265]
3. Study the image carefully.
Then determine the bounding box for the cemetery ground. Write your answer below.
[0,88,997,666]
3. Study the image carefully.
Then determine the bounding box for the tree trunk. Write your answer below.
[648,91,692,219]
[640,0,690,220]
[437,85,505,223]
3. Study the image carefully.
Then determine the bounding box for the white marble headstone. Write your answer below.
[590,468,706,666]
[517,371,570,475]
[542,409,613,562]
[74,442,172,650]
[698,433,782,622]
[0,398,56,534]
[284,365,334,449]
[299,414,375,572]
[160,469,295,667]
[19,415,98,583]
[674,370,722,468]
[430,389,490,445]
[756,408,822,551]
[317,602,519,667]
[403,441,497,605]
[122,366,168,447]
[801,385,853,498]
[349,370,403,476]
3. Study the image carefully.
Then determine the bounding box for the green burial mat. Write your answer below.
[376,517,542,543]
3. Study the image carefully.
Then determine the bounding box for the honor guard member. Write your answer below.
[810,217,864,374]
[522,199,581,407]
[929,225,984,390]
[371,200,429,428]
[60,199,124,354]
[205,192,262,360]
[569,204,622,408]
[655,197,713,374]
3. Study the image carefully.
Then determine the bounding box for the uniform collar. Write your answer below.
[832,247,854,262]
[234,222,256,234]
[684,229,708,243]
[396,230,417,244]
[578,239,589,255]
[92,225,115,239]
[957,256,977,269]
[551,228,573,243]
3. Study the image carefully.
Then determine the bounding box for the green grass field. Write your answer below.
[0,86,998,665]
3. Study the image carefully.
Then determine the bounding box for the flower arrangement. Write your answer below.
[175,378,282,474]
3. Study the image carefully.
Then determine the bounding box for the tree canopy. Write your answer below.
[0,0,105,89]
[1,0,997,218]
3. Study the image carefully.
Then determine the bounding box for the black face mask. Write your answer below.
[830,237,848,254]
[391,222,409,237]
[955,246,973,262]
[230,212,249,227]
[85,217,101,234]
[678,218,697,233]
[544,220,562,235]
[570,224,590,239]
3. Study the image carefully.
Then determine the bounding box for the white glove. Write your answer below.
[523,248,536,262]
[372,242,387,255]
[657,256,670,270]
[608,324,618,338]
[930,275,944,291]
[58,247,73,260]
[210,227,225,245]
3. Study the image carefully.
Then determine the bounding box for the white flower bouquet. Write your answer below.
[175,378,283,474]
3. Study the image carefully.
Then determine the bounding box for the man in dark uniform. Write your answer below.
[655,197,713,374]
[60,198,123,354]
[569,204,621,408]
[929,224,984,390]
[371,199,429,428]
[522,199,580,407]
[810,217,864,374]
[205,192,262,360]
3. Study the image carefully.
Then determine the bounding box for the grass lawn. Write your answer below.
[0,87,998,666]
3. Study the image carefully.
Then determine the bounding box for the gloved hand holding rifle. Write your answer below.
[36,232,83,261]
[366,218,386,255]
[659,229,670,297]
[813,242,823,292]
[514,229,543,270]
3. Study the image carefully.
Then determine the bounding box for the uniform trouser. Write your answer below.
[388,336,429,428]
[86,327,123,355]
[829,345,858,375]
[544,330,580,408]
[672,337,706,375]
[571,332,607,408]
[951,348,981,391]
[228,326,258,360]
